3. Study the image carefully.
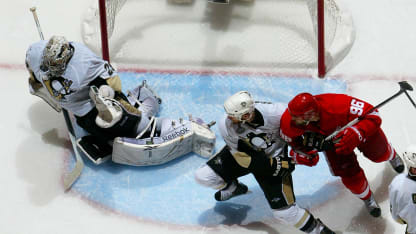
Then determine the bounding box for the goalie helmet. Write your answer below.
[224,91,254,121]
[288,92,319,117]
[403,145,416,173]
[42,36,74,77]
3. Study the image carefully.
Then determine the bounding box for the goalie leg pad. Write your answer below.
[77,135,112,165]
[111,118,216,166]
[159,118,216,158]
[112,119,194,166]
[126,81,161,117]
[191,122,216,158]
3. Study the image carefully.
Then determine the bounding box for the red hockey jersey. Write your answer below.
[280,93,382,149]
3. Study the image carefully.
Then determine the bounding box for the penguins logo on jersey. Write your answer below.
[246,132,274,151]
[44,76,75,101]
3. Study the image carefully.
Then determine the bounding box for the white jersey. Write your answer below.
[389,173,416,234]
[219,102,287,158]
[26,41,116,116]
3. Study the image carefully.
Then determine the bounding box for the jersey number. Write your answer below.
[350,99,364,116]
[104,63,115,76]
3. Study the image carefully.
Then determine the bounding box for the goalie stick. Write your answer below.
[30,7,84,191]
[62,111,84,190]
[325,81,414,141]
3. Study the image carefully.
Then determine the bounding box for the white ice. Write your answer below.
[1,0,415,233]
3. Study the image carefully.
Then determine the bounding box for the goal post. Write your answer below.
[98,0,110,62]
[83,0,354,77]
[317,0,325,77]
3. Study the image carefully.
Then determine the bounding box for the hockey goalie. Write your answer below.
[26,35,216,167]
[80,83,216,166]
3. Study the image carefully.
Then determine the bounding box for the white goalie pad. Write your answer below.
[112,119,215,166]
[191,121,216,158]
[126,80,161,117]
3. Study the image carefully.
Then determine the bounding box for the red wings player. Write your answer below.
[279,92,405,218]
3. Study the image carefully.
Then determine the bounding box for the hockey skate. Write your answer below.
[77,135,112,165]
[389,154,405,173]
[364,194,381,217]
[214,180,248,201]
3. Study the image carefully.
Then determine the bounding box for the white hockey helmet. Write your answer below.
[42,36,73,77]
[224,91,255,121]
[403,145,416,172]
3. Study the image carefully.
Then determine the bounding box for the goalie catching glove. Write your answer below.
[89,85,123,128]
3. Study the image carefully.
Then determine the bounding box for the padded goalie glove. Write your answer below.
[289,149,319,167]
[89,85,123,128]
[334,126,363,155]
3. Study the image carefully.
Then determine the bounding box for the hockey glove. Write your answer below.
[289,149,319,167]
[302,131,334,151]
[271,156,295,178]
[334,127,363,155]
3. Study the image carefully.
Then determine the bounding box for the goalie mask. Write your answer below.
[288,92,319,126]
[403,145,416,176]
[41,36,74,77]
[224,91,254,122]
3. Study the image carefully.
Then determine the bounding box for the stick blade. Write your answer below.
[63,160,84,191]
[399,81,413,91]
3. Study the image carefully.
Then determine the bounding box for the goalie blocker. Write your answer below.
[77,117,216,166]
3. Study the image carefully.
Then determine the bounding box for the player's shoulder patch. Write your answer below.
[412,194,416,204]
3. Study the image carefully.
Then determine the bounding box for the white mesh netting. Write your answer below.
[81,0,354,74]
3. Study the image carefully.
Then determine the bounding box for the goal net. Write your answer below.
[81,0,355,77]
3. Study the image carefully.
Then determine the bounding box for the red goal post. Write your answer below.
[83,0,355,77]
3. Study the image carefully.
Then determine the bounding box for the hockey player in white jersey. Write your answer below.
[194,91,335,234]
[26,35,215,166]
[389,145,416,234]
[26,35,162,164]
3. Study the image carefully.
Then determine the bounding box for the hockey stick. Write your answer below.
[62,110,84,190]
[404,89,416,109]
[30,7,84,191]
[325,81,414,141]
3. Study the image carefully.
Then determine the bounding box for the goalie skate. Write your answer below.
[76,135,112,165]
